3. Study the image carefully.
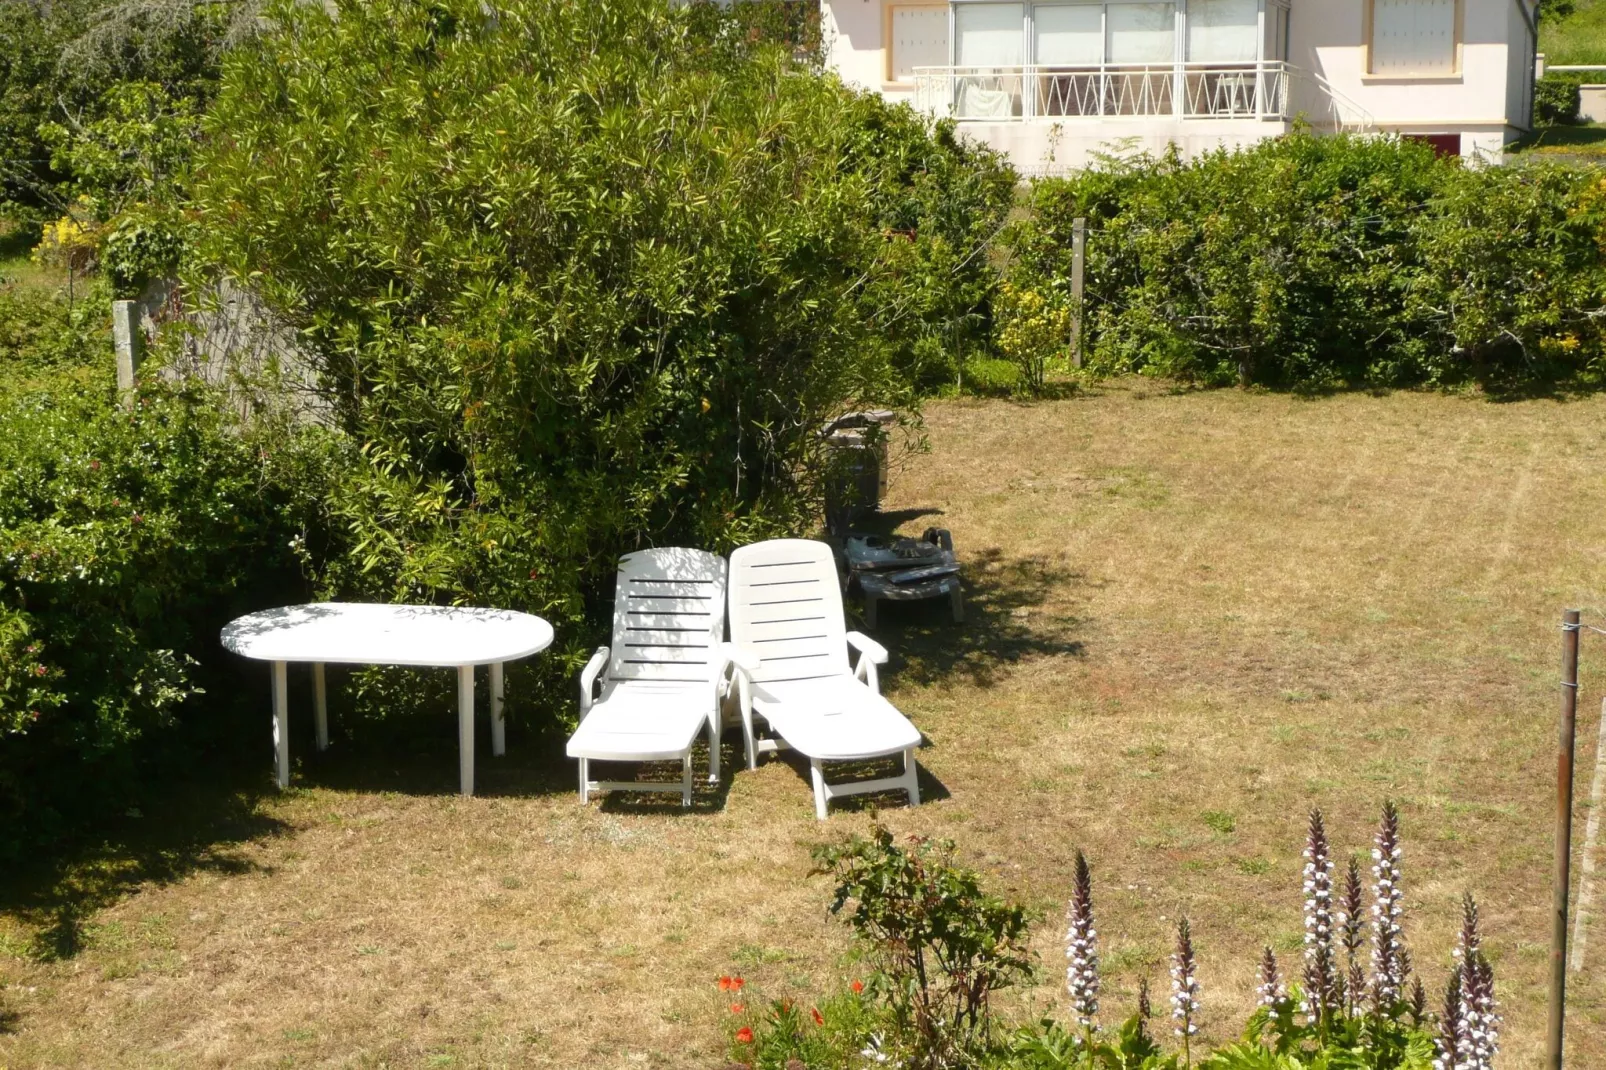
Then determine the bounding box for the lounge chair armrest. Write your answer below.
[845,631,889,665]
[578,646,609,719]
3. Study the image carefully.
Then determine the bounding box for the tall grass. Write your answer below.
[1542,0,1606,67]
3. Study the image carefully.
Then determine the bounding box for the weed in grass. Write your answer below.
[1200,811,1236,835]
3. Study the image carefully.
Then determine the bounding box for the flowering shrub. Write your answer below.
[726,805,1498,1069]
[992,282,1074,395]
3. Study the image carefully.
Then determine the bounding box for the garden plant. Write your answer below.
[724,805,1498,1070]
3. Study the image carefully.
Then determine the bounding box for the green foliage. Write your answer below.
[0,376,337,857]
[1188,1000,1436,1070]
[813,825,1035,1068]
[1534,73,1586,126]
[1003,1014,1174,1070]
[1009,132,1606,391]
[40,80,200,220]
[726,987,884,1069]
[993,280,1073,394]
[0,0,231,218]
[0,283,114,392]
[188,0,1005,722]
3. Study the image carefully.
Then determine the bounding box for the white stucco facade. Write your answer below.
[822,0,1538,173]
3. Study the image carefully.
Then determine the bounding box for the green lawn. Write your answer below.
[3,385,1605,1068]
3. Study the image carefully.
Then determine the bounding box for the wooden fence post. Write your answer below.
[1070,216,1086,370]
[112,299,142,403]
[1550,607,1582,1070]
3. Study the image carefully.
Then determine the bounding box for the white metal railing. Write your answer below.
[912,62,1292,122]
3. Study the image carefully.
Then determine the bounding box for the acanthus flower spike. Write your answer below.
[1369,801,1408,1013]
[1170,916,1201,1069]
[1065,849,1100,1033]
[1339,856,1366,1015]
[1301,809,1338,1022]
[1257,947,1285,1009]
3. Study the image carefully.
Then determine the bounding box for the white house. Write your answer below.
[820,0,1539,172]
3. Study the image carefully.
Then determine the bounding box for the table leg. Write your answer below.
[313,662,328,752]
[272,660,289,789]
[457,664,475,797]
[490,661,505,757]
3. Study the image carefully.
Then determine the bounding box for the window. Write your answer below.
[1370,0,1457,75]
[1187,0,1258,63]
[888,5,950,82]
[955,3,1026,67]
[1106,3,1175,65]
[1034,4,1103,67]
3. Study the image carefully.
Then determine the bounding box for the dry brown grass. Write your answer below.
[5,382,1606,1068]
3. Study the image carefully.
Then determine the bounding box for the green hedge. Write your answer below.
[0,369,336,857]
[1006,132,1606,391]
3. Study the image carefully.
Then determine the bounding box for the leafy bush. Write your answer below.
[1535,73,1586,125]
[0,377,336,857]
[1008,132,1606,391]
[188,0,1009,721]
[0,284,113,393]
[993,280,1073,394]
[812,826,1034,1068]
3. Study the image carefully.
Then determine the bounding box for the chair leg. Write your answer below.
[578,757,589,805]
[950,583,965,624]
[682,753,694,808]
[706,715,720,784]
[905,747,921,807]
[810,759,829,821]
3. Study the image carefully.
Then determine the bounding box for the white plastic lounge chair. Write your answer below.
[727,539,922,819]
[566,547,729,806]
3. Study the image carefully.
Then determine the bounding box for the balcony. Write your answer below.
[911,61,1292,123]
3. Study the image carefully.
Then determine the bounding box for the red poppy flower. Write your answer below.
[730,976,745,992]
[718,976,733,991]
[735,1027,754,1044]
[729,1003,744,1014]
[811,1007,824,1026]
[850,980,864,994]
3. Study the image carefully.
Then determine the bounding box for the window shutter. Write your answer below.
[1372,0,1456,74]
[891,7,951,81]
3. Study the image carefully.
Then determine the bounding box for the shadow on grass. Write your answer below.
[859,545,1089,689]
[0,762,286,963]
[764,746,951,816]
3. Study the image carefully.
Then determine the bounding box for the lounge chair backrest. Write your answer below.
[728,539,849,685]
[608,547,729,687]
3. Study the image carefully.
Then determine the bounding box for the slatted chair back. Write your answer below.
[728,539,849,685]
[607,548,729,688]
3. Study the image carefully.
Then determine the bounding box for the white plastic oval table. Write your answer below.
[221,603,555,796]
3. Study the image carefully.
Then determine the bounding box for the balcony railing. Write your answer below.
[912,61,1292,122]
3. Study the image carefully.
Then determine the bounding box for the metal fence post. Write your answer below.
[1550,607,1582,1070]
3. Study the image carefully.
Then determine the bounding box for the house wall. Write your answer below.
[820,0,1535,171]
[1292,0,1532,157]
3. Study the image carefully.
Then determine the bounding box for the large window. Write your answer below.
[1370,0,1457,75]
[1187,0,1258,63]
[955,3,1027,67]
[1033,4,1103,66]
